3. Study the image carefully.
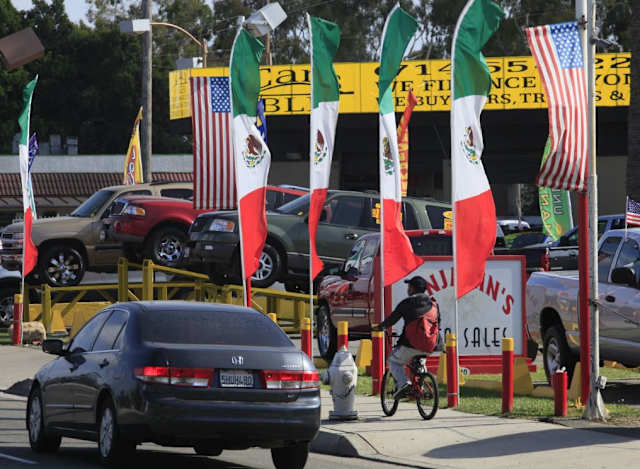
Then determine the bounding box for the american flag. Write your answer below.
[526,22,587,192]
[190,76,236,210]
[626,197,640,226]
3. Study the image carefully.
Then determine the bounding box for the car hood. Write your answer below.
[3,216,87,233]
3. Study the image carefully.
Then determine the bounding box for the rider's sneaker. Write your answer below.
[393,382,411,400]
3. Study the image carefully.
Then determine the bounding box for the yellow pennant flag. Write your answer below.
[123,107,143,184]
[396,90,417,197]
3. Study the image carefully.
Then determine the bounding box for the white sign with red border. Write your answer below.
[391,256,526,356]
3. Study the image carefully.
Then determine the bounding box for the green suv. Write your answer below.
[184,190,450,289]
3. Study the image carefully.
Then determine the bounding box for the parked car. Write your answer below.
[0,264,21,327]
[316,229,453,360]
[27,301,320,468]
[106,185,306,268]
[184,190,451,289]
[0,182,193,287]
[508,232,552,249]
[526,228,640,382]
[498,219,531,234]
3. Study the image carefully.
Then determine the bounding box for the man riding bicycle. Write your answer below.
[371,275,437,399]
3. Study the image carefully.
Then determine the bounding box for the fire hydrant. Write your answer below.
[320,346,358,420]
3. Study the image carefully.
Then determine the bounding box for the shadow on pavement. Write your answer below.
[424,428,635,459]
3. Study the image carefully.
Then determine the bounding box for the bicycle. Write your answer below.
[380,337,439,420]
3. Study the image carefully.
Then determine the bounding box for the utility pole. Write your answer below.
[583,0,608,421]
[141,0,153,183]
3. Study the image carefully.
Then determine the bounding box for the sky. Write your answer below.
[10,0,91,24]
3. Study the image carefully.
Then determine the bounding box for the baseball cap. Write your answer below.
[404,275,427,292]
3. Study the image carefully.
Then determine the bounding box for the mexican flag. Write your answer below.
[378,4,422,286]
[123,106,143,185]
[451,0,504,299]
[18,76,39,276]
[229,29,271,280]
[307,14,341,280]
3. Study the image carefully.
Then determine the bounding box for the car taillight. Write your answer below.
[541,249,550,271]
[262,370,320,390]
[134,366,213,387]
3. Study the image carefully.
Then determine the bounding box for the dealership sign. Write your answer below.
[391,257,525,356]
[170,53,629,119]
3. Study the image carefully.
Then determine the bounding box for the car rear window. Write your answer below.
[425,205,448,229]
[409,234,453,255]
[140,308,293,347]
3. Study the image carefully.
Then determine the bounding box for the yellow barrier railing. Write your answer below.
[30,257,317,336]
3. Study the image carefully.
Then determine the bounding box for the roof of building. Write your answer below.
[0,172,192,198]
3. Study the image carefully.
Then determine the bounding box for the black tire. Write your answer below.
[0,286,17,328]
[97,399,135,466]
[543,325,576,383]
[40,244,86,287]
[381,369,399,416]
[250,243,281,288]
[27,387,61,453]
[145,226,186,267]
[316,304,337,361]
[271,442,309,469]
[193,444,223,456]
[416,372,439,420]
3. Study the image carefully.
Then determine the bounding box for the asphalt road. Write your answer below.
[0,395,407,469]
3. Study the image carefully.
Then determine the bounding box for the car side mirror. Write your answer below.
[100,207,111,219]
[611,267,635,287]
[42,339,66,356]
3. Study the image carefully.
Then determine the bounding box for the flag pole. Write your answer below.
[307,13,315,361]
[583,0,607,420]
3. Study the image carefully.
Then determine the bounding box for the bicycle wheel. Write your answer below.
[415,372,439,420]
[380,369,399,416]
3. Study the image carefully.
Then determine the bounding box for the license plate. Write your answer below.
[220,370,254,388]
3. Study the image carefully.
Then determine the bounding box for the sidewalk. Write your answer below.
[0,345,52,394]
[311,390,640,469]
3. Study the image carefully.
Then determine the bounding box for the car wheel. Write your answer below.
[250,243,281,288]
[316,304,337,361]
[146,226,186,267]
[543,325,576,383]
[0,286,17,327]
[27,387,61,453]
[97,400,135,465]
[41,245,86,287]
[271,442,309,469]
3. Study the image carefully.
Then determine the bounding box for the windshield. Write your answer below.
[71,189,115,217]
[275,193,310,215]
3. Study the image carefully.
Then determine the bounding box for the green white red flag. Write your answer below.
[229,29,271,282]
[378,4,422,286]
[18,76,39,276]
[307,14,341,280]
[451,0,503,299]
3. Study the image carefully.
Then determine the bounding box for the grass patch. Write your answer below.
[456,384,640,420]
[471,365,640,383]
[0,329,10,345]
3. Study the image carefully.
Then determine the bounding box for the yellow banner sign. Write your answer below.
[169,53,630,120]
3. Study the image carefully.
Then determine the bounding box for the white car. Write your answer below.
[498,219,531,234]
[0,264,21,327]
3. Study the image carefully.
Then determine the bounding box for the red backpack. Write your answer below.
[405,299,440,353]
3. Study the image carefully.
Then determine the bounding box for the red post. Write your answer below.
[445,333,458,407]
[12,294,23,346]
[301,317,312,358]
[502,337,514,413]
[552,370,568,417]
[578,193,591,405]
[337,321,348,350]
[371,329,383,395]
[245,278,252,308]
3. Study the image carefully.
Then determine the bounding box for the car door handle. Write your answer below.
[605,295,616,303]
[344,233,359,240]
[99,359,110,368]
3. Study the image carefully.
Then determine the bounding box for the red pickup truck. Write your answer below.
[316,230,452,360]
[106,185,306,267]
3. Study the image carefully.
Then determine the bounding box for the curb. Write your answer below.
[310,428,377,458]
